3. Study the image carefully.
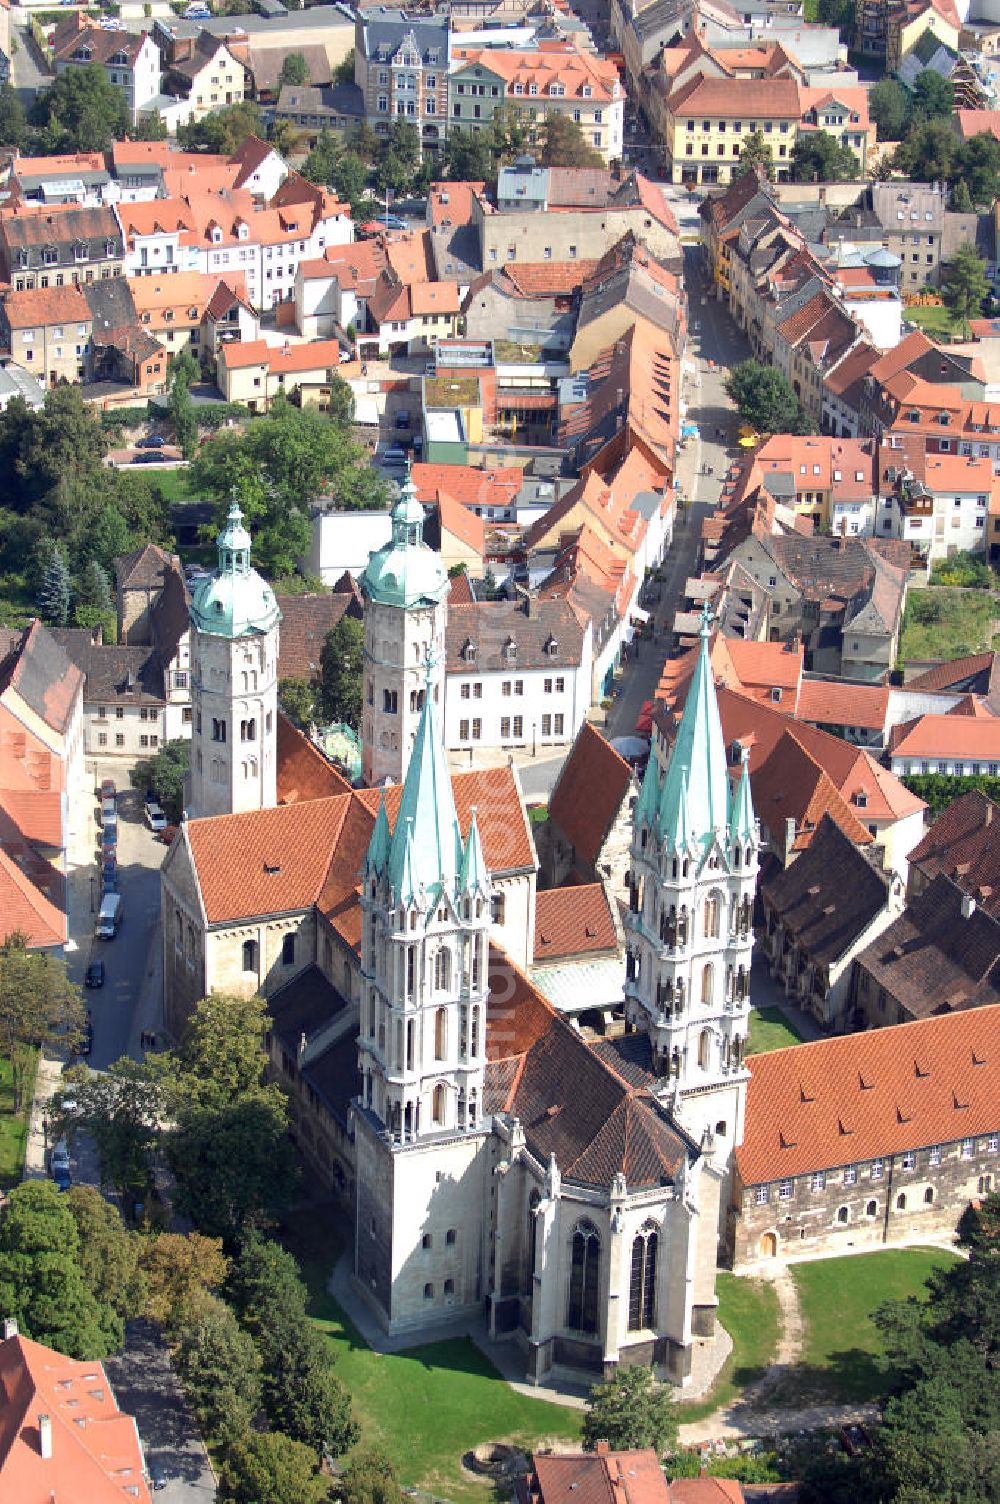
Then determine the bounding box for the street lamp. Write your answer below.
[532,721,537,758]
[41,1115,48,1150]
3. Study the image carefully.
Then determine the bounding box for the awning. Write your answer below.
[496,390,556,410]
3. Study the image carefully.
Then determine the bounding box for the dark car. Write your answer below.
[131,452,162,465]
[79,1015,94,1055]
[52,1165,72,1192]
[85,961,105,989]
[159,824,179,845]
[148,1459,168,1491]
[136,434,166,449]
[100,835,117,862]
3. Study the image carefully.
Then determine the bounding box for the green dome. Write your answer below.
[362,469,448,609]
[190,502,281,639]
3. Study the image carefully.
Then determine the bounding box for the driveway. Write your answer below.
[105,1320,216,1504]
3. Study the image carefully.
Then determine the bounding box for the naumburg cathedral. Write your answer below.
[163,480,759,1386]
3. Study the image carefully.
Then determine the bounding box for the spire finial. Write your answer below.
[423,645,437,690]
[699,601,714,640]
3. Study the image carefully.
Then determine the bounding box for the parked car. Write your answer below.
[49,1140,70,1182]
[145,801,167,833]
[148,1459,168,1492]
[375,213,408,231]
[159,824,179,846]
[79,1014,93,1056]
[131,452,162,465]
[100,834,117,863]
[136,434,166,449]
[85,961,105,989]
[101,859,118,892]
[99,778,116,802]
[52,1165,72,1191]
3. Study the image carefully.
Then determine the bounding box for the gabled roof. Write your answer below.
[549,722,634,868]
[736,998,1000,1184]
[0,621,83,738]
[275,713,352,805]
[522,1448,670,1504]
[908,790,1000,917]
[274,589,358,682]
[762,814,893,965]
[533,883,618,964]
[906,652,999,695]
[889,713,1000,761]
[0,845,66,947]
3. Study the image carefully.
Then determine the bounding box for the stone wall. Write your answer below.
[732,1133,1000,1269]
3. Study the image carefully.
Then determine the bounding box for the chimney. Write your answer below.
[1,1317,16,1339]
[595,1441,610,1456]
[961,893,977,919]
[38,1414,52,1460]
[785,816,796,853]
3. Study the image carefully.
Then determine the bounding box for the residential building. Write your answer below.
[444,596,590,754]
[0,1323,152,1502]
[163,31,247,123]
[449,45,624,164]
[569,234,685,374]
[0,285,92,388]
[732,1003,1000,1266]
[52,20,161,125]
[907,789,1000,916]
[760,814,905,1029]
[9,151,114,209]
[519,1445,748,1504]
[888,705,1000,778]
[0,203,124,292]
[129,269,220,366]
[0,358,44,411]
[878,452,1000,565]
[275,82,367,140]
[870,181,947,293]
[218,337,355,410]
[354,8,450,149]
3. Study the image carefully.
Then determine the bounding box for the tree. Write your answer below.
[168,347,199,460]
[333,48,356,87]
[130,737,189,821]
[37,541,73,626]
[303,131,341,187]
[66,1186,145,1349]
[912,68,954,121]
[260,1318,356,1454]
[894,118,958,183]
[583,1367,677,1457]
[952,178,975,212]
[318,615,364,727]
[227,1233,309,1331]
[70,1059,162,1208]
[725,359,812,435]
[279,51,310,87]
[129,110,168,142]
[790,130,859,183]
[349,120,380,166]
[0,937,85,1111]
[735,129,774,180]
[279,677,318,729]
[539,113,603,168]
[340,1445,404,1504]
[442,126,496,183]
[958,132,1000,207]
[178,100,263,154]
[74,558,113,637]
[165,993,273,1115]
[333,152,369,211]
[29,64,128,152]
[869,78,911,141]
[0,1181,119,1358]
[218,1431,331,1504]
[140,1231,229,1331]
[942,241,989,335]
[816,0,856,31]
[168,1091,299,1243]
[174,1294,262,1445]
[0,84,27,151]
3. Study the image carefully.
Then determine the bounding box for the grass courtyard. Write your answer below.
[900,588,998,662]
[903,305,962,340]
[676,1272,781,1424]
[770,1246,960,1407]
[0,1052,36,1189]
[746,1007,806,1055]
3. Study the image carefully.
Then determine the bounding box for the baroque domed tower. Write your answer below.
[188,502,281,818]
[360,470,448,788]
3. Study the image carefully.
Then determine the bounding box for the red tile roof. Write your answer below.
[533,883,618,964]
[549,723,634,868]
[0,1332,150,1503]
[908,790,1000,916]
[0,847,65,947]
[889,713,1000,761]
[524,1449,670,1504]
[1,284,90,328]
[276,714,352,805]
[796,677,890,732]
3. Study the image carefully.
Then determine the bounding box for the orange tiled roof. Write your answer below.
[797,677,890,732]
[454,45,621,103]
[428,180,485,228]
[533,883,618,964]
[889,713,1000,761]
[736,1004,1000,1184]
[0,1332,150,1502]
[527,1448,669,1504]
[276,714,352,805]
[412,462,521,512]
[549,723,633,867]
[1,284,90,328]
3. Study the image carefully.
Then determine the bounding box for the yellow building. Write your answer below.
[887,0,960,74]
[218,336,351,411]
[166,35,246,123]
[0,285,92,388]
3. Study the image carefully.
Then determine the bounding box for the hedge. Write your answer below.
[901,773,1000,817]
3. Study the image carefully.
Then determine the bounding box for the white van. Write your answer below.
[96,892,122,940]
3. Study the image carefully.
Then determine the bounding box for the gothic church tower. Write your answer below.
[354,675,493,1333]
[360,471,448,788]
[188,503,281,818]
[625,606,757,1161]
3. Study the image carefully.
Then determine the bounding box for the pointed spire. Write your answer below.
[657,603,728,849]
[635,752,661,829]
[366,791,391,876]
[398,817,417,907]
[728,745,755,848]
[387,656,462,902]
[459,807,488,894]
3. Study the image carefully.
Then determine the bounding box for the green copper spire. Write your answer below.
[189,499,281,640]
[397,818,417,907]
[387,663,462,903]
[657,603,729,850]
[728,745,755,848]
[635,751,661,829]
[366,791,391,875]
[459,807,488,895]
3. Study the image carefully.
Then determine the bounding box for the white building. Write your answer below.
[877,453,998,563]
[188,503,281,818]
[53,27,162,127]
[309,509,394,584]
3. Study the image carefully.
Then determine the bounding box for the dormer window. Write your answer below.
[212,226,223,244]
[545,636,558,656]
[503,638,517,661]
[529,83,538,96]
[853,791,868,808]
[582,84,592,97]
[462,640,477,663]
[75,242,90,262]
[105,240,115,257]
[111,50,127,65]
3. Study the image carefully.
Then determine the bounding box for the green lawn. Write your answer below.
[904,305,961,339]
[747,1007,806,1055]
[0,1052,36,1188]
[901,587,998,662]
[772,1247,960,1406]
[152,467,199,504]
[286,1208,581,1504]
[676,1272,781,1424]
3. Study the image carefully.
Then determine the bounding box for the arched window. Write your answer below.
[470,1005,480,1058]
[866,1200,878,1218]
[628,1225,658,1331]
[837,1206,849,1224]
[434,1007,447,1060]
[432,1083,446,1125]
[527,1189,541,1286]
[468,1087,478,1128]
[703,893,720,938]
[924,1187,934,1204]
[701,963,714,1007]
[698,1029,711,1070]
[896,1192,907,1211]
[567,1221,600,1335]
[434,948,451,991]
[242,939,258,972]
